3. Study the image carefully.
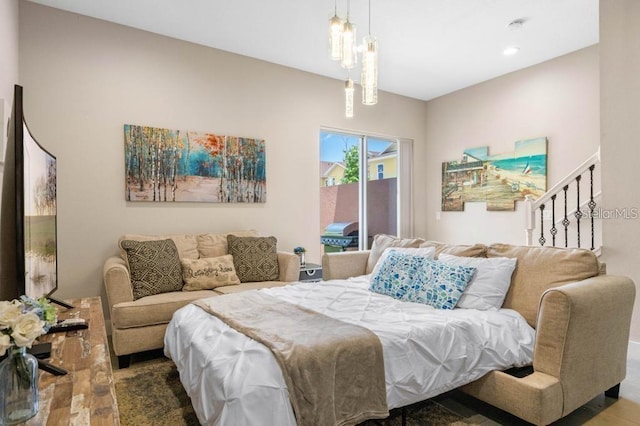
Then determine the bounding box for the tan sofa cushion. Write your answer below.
[419,240,488,259]
[487,243,600,326]
[112,289,217,328]
[119,234,199,260]
[196,230,259,258]
[214,281,291,294]
[365,234,425,274]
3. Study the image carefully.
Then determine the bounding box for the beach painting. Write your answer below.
[442,137,547,211]
[124,124,266,203]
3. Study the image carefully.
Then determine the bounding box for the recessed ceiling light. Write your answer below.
[503,46,520,56]
[507,19,525,31]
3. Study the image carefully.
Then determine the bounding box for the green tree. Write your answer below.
[342,145,359,183]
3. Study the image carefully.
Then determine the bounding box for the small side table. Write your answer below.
[299,263,323,282]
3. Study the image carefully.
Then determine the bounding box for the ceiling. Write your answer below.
[25,0,599,101]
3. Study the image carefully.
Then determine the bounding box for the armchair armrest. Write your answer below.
[322,251,371,280]
[534,274,635,416]
[277,251,300,282]
[103,256,134,316]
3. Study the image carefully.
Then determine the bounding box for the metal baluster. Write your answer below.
[562,185,570,247]
[550,194,557,246]
[574,175,582,248]
[538,204,546,246]
[588,164,596,250]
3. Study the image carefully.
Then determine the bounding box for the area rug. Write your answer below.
[113,356,483,425]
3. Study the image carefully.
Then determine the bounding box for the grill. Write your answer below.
[321,222,359,252]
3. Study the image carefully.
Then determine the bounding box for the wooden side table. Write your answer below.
[26,297,120,425]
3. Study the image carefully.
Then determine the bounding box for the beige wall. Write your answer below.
[0,0,19,158]
[18,3,427,305]
[600,0,640,341]
[421,46,600,245]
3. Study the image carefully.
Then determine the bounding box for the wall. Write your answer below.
[600,0,640,341]
[18,3,427,306]
[0,0,19,161]
[421,46,600,245]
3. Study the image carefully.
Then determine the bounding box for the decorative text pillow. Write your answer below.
[180,255,241,291]
[120,239,183,300]
[227,235,279,283]
[369,252,476,309]
[439,253,517,310]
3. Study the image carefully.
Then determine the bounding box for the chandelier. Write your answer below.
[328,0,378,117]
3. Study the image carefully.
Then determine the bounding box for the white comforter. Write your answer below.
[164,276,535,426]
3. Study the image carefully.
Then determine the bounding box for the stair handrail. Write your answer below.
[525,147,600,245]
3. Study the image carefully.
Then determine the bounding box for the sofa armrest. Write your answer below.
[533,274,636,416]
[103,256,134,318]
[277,251,300,282]
[322,251,371,280]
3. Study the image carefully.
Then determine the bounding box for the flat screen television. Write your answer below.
[0,85,69,308]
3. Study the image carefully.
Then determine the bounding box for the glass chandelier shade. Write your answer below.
[340,20,357,69]
[345,78,354,118]
[361,34,378,105]
[329,14,343,61]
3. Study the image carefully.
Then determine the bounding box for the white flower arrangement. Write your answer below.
[0,296,58,356]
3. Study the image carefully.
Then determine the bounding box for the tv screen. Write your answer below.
[21,120,57,299]
[0,85,61,304]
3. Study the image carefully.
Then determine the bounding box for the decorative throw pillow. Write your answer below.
[369,246,436,280]
[180,255,241,291]
[227,235,279,283]
[369,252,476,309]
[439,253,517,310]
[196,230,259,258]
[120,239,183,300]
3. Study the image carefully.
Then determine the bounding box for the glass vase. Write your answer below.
[0,346,39,425]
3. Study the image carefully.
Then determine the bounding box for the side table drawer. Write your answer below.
[299,263,323,282]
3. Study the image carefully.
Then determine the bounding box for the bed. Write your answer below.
[164,275,535,426]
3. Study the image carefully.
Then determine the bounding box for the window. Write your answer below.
[319,130,413,252]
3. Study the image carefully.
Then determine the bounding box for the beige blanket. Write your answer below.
[193,291,388,426]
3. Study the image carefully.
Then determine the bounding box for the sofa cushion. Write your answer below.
[197,230,259,258]
[366,234,426,274]
[439,253,517,310]
[214,281,291,294]
[181,255,241,291]
[419,240,488,259]
[227,235,280,282]
[119,234,199,260]
[369,251,476,309]
[112,289,217,328]
[120,239,184,300]
[487,243,600,327]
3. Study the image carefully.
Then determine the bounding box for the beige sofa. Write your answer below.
[103,231,300,368]
[322,236,636,426]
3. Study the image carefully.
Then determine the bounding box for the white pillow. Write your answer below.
[438,253,517,310]
[369,246,436,280]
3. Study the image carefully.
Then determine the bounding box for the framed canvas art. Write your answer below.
[124,124,266,203]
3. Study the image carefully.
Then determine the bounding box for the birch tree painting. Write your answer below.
[124,124,266,203]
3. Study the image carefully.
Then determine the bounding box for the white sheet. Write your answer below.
[164,276,535,426]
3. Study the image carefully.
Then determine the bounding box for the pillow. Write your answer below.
[196,230,259,258]
[180,255,241,291]
[369,246,436,280]
[369,252,476,309]
[227,235,279,283]
[366,234,426,274]
[439,253,517,310]
[118,234,199,260]
[120,239,183,300]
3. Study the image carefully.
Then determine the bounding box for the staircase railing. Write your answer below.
[524,147,601,251]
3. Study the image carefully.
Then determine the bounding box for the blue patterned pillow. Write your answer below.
[369,251,476,309]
